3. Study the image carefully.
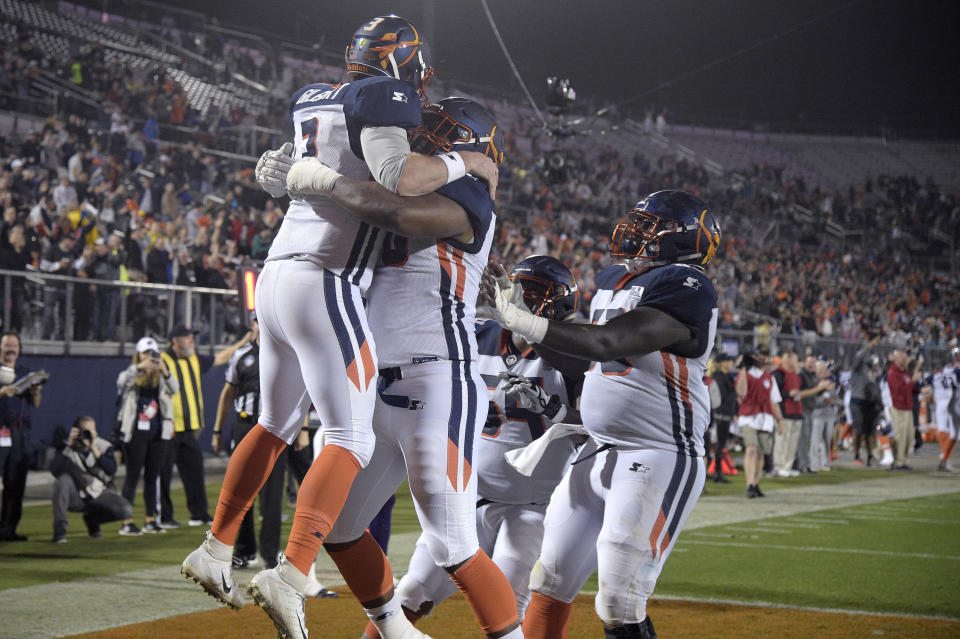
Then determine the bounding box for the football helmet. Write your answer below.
[410,97,505,166]
[510,255,580,321]
[610,190,721,268]
[345,15,434,95]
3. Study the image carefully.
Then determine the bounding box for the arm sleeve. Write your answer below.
[359,126,411,193]
[435,176,495,254]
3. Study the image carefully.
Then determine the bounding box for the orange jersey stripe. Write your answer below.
[359,339,375,391]
[452,247,467,300]
[648,508,667,557]
[446,438,460,491]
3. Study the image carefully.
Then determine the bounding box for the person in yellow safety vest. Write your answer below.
[156,323,253,528]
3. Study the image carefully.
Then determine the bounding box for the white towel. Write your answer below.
[504,423,588,477]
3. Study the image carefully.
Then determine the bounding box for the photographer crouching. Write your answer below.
[51,416,133,543]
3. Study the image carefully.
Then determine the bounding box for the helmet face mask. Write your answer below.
[510,255,579,321]
[609,191,721,268]
[410,100,505,166]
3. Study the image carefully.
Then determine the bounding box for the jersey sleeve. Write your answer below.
[198,354,216,375]
[224,349,242,385]
[349,77,421,128]
[637,266,717,358]
[435,175,495,254]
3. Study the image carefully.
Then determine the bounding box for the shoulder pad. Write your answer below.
[594,264,631,291]
[349,77,421,129]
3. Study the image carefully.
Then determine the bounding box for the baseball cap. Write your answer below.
[714,352,734,363]
[169,323,197,339]
[136,336,160,353]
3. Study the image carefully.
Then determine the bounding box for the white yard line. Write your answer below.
[678,538,960,561]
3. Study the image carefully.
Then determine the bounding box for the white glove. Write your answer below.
[255,142,294,198]
[497,372,567,420]
[486,278,549,343]
[286,157,343,198]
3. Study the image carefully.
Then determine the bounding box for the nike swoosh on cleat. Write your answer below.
[221,572,232,593]
[374,612,391,621]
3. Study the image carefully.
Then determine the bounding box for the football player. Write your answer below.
[482,191,721,639]
[182,17,496,639]
[927,348,960,471]
[352,256,582,636]
[281,99,525,639]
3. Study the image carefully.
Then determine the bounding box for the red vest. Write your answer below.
[738,369,774,417]
[777,368,803,416]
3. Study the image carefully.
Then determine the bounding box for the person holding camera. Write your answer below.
[116,337,178,535]
[51,416,133,542]
[0,332,43,542]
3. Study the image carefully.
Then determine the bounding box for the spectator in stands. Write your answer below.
[116,337,177,535]
[157,323,252,528]
[708,353,738,483]
[0,332,43,541]
[887,349,922,471]
[51,416,132,542]
[773,350,804,477]
[146,236,171,283]
[89,236,124,340]
[39,234,79,339]
[0,225,29,333]
[736,347,783,497]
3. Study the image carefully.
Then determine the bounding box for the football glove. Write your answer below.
[255,142,294,198]
[286,157,342,199]
[497,372,566,421]
[480,273,548,343]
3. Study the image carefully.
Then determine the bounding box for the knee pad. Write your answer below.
[528,559,576,603]
[595,580,653,627]
[321,429,375,468]
[422,531,477,568]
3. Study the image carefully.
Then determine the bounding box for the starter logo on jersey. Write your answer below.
[392,91,408,103]
[629,462,650,473]
[682,276,702,290]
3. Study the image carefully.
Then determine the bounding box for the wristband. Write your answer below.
[438,152,466,184]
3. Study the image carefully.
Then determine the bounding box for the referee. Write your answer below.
[212,311,284,569]
[158,323,252,528]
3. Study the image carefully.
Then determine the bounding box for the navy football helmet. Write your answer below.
[610,190,721,268]
[410,97,505,166]
[345,15,434,95]
[510,255,580,321]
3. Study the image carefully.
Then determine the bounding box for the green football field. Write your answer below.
[1,463,958,634]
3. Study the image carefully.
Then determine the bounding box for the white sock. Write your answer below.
[365,594,416,638]
[276,555,311,592]
[497,627,523,639]
[204,532,233,562]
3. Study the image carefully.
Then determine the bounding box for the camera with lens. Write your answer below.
[73,429,93,449]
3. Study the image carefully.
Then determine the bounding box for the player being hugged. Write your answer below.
[482,191,721,639]
[270,98,526,639]
[376,255,584,629]
[183,16,496,639]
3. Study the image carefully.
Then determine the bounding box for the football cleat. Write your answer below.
[248,557,309,639]
[181,530,246,609]
[610,190,721,269]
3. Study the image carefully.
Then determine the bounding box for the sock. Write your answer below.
[362,594,421,639]
[522,592,572,639]
[284,444,362,573]
[362,606,421,639]
[326,531,395,604]
[276,555,310,592]
[203,531,233,561]
[448,550,519,636]
[211,425,285,546]
[945,438,958,462]
[937,431,950,459]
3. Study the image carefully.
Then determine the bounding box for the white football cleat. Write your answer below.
[304,561,338,598]
[181,530,246,609]
[248,555,309,639]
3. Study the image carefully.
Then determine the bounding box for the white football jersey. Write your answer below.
[268,77,420,293]
[930,366,957,408]
[367,176,496,367]
[473,321,578,505]
[580,264,718,456]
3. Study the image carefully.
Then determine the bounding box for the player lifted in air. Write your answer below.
[482,191,721,639]
[376,255,583,630]
[182,16,497,639]
[282,96,526,639]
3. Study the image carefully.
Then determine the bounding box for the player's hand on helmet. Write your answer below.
[459,151,498,199]
[286,157,343,199]
[498,372,565,419]
[481,264,548,343]
[255,142,294,198]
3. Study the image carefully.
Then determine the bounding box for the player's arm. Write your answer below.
[361,126,498,198]
[531,343,591,380]
[286,157,473,238]
[212,383,236,453]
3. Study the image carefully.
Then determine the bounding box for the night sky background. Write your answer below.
[148,0,960,136]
